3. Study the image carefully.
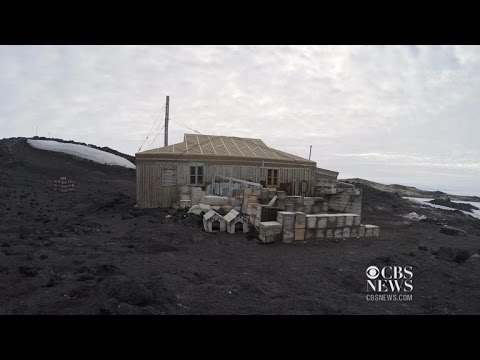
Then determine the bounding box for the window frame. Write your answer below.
[189,165,204,185]
[266,168,279,187]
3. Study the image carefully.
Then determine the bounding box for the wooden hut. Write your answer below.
[135,133,339,209]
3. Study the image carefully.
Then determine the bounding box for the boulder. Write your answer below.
[440,225,466,236]
[453,249,470,264]
[469,253,480,260]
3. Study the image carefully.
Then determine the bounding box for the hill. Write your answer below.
[343,178,480,202]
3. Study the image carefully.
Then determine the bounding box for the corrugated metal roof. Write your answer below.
[137,133,314,164]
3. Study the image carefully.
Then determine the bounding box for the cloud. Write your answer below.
[0,45,479,195]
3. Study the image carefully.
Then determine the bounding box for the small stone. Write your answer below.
[418,245,428,251]
[18,266,38,277]
[437,247,454,260]
[100,298,120,315]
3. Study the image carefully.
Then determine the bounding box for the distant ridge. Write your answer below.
[343,178,480,203]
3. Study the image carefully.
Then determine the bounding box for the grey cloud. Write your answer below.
[0,45,479,195]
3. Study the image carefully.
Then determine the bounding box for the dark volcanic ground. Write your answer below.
[1,138,480,315]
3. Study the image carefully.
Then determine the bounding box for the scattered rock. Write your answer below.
[103,276,153,305]
[75,266,96,281]
[68,285,92,298]
[116,303,145,315]
[18,265,38,277]
[436,247,454,261]
[96,264,118,275]
[440,225,466,236]
[43,239,53,246]
[76,273,95,281]
[418,245,428,251]
[100,298,120,314]
[43,276,59,287]
[453,249,470,264]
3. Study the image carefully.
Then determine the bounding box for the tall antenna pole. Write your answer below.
[309,145,312,160]
[164,96,169,147]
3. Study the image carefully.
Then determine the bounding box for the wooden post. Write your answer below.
[164,96,169,147]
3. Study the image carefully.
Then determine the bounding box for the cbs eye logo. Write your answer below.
[366,266,380,280]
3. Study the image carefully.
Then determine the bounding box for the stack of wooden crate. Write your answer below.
[312,213,380,241]
[276,211,296,243]
[303,197,315,213]
[305,214,317,241]
[53,177,75,193]
[276,191,286,210]
[258,221,283,243]
[285,197,295,211]
[294,212,306,241]
[191,187,204,206]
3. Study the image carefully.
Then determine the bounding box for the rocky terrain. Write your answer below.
[1,137,480,315]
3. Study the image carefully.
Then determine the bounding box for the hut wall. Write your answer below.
[136,161,179,208]
[136,160,319,208]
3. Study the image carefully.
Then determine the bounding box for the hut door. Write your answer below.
[161,163,177,186]
[279,182,293,196]
[161,163,177,208]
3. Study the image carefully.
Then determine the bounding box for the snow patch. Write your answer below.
[403,212,427,221]
[27,139,136,169]
[404,197,480,220]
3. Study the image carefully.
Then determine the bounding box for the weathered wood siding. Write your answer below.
[136,161,179,208]
[136,160,322,208]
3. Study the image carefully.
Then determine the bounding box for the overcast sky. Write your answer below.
[1,45,479,195]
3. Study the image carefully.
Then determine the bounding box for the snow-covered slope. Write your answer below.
[404,197,480,220]
[27,139,136,169]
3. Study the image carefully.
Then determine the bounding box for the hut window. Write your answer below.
[190,166,204,185]
[266,168,279,187]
